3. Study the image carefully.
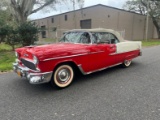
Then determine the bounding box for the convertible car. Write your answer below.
[13,28,142,88]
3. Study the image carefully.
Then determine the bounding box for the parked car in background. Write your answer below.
[13,28,142,88]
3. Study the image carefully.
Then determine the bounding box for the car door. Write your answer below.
[87,44,116,71]
[86,32,117,72]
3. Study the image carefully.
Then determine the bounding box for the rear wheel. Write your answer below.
[52,65,74,88]
[122,60,132,68]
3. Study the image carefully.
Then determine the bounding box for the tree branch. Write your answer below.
[31,0,56,14]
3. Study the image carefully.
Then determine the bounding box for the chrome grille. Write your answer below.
[21,59,36,71]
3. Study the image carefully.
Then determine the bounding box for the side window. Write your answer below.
[101,33,110,42]
[80,32,90,44]
[109,33,119,44]
[91,32,119,44]
[97,32,110,44]
[91,33,97,43]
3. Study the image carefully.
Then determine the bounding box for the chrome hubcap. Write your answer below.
[125,60,131,66]
[58,69,70,82]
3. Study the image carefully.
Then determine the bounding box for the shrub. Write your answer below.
[18,22,39,46]
[0,25,19,50]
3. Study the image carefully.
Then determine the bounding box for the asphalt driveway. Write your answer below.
[0,46,160,120]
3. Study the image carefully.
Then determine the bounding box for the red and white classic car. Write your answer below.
[13,28,142,88]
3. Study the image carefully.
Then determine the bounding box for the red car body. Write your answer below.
[13,28,142,88]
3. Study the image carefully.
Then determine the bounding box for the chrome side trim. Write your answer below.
[108,63,122,68]
[109,52,118,56]
[89,51,105,54]
[78,63,122,75]
[78,65,87,75]
[43,51,105,61]
[43,53,88,61]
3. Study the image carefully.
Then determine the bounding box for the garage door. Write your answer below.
[80,19,91,29]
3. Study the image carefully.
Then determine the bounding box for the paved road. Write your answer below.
[1,46,160,120]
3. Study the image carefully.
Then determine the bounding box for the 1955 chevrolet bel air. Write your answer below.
[13,28,142,88]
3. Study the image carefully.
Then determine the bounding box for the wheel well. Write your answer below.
[54,61,81,74]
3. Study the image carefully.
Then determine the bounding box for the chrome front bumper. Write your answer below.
[13,62,53,84]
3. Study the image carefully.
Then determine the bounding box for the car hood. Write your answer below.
[17,43,89,61]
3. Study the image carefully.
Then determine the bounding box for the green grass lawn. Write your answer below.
[0,43,16,72]
[0,43,13,51]
[142,39,160,47]
[0,51,15,72]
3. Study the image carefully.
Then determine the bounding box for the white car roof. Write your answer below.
[67,28,125,42]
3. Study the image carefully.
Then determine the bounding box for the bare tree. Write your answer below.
[123,0,160,39]
[9,0,84,24]
[9,0,57,23]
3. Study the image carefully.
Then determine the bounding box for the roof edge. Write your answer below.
[32,4,145,21]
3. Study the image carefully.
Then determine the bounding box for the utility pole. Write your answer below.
[145,0,149,41]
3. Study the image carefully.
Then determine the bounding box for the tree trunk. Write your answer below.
[152,17,160,39]
[19,13,27,23]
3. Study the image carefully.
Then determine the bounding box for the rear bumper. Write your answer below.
[13,62,53,84]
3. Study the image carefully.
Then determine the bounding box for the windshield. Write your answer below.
[60,31,91,44]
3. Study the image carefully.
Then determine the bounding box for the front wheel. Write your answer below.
[122,60,132,68]
[52,65,74,88]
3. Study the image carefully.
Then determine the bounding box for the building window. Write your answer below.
[80,19,91,29]
[65,15,67,21]
[51,18,54,23]
[42,31,46,38]
[41,26,46,38]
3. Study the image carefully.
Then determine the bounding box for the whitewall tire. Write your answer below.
[52,65,74,88]
[122,60,132,68]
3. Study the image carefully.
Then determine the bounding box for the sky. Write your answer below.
[29,0,128,20]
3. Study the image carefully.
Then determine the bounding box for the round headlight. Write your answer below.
[33,55,38,64]
[15,52,19,58]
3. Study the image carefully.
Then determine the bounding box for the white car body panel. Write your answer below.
[116,41,142,53]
